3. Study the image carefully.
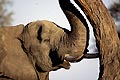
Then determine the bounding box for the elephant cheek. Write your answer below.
[64,54,84,62]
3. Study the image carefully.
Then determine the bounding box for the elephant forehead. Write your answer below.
[40,21,63,33]
[33,20,63,34]
[35,20,65,38]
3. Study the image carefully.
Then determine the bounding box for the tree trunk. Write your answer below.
[74,0,120,80]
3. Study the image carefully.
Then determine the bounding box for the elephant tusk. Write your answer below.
[64,54,84,62]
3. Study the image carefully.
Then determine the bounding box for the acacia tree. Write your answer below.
[109,0,120,38]
[74,0,120,80]
[0,0,12,27]
[109,0,120,22]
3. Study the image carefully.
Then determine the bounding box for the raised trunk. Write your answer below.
[74,0,120,79]
[59,0,89,61]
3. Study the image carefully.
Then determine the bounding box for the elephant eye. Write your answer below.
[43,38,50,42]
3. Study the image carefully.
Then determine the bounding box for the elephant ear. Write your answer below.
[18,23,31,51]
[18,21,40,51]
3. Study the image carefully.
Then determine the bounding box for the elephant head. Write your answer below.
[18,0,89,72]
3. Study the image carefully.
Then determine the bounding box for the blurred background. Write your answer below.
[0,0,119,80]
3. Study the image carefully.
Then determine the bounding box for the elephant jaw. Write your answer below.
[64,54,84,62]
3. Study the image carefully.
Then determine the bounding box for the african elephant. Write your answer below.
[0,0,98,80]
[17,0,89,72]
[0,24,70,80]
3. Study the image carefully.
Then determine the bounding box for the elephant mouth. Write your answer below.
[64,54,84,62]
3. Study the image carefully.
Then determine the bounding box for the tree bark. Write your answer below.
[74,0,120,80]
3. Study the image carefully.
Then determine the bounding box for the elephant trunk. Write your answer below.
[59,0,89,62]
